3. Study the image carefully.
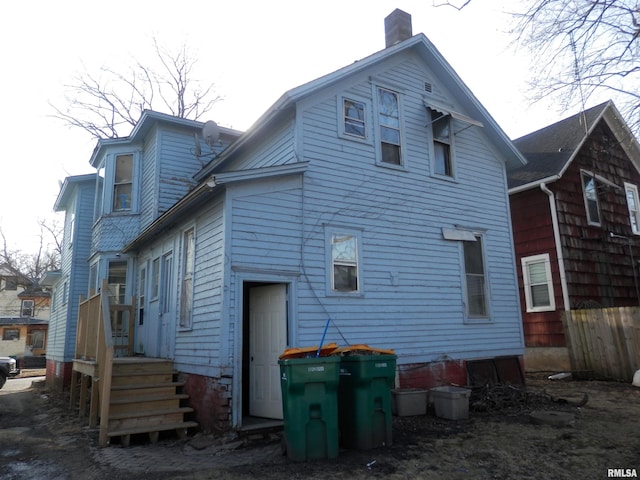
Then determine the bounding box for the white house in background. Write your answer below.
[0,264,50,365]
[49,10,526,431]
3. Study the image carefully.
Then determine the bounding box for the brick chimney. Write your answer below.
[384,9,412,48]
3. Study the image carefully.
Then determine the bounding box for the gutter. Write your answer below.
[509,175,560,195]
[540,183,570,311]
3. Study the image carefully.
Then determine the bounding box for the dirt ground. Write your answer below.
[1,370,639,480]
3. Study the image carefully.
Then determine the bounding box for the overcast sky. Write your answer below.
[0,0,569,255]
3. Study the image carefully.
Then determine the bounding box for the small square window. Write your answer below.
[21,300,34,317]
[3,277,17,290]
[343,99,366,138]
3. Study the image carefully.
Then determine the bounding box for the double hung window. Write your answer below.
[377,87,402,166]
[463,235,488,318]
[521,254,555,312]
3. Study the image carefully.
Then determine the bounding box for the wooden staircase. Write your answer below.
[71,281,198,447]
[106,358,198,446]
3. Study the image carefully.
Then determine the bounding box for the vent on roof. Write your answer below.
[424,82,433,93]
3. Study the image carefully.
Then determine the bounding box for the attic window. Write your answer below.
[343,98,366,138]
[3,277,17,290]
[581,171,601,226]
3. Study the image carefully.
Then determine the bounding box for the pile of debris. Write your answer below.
[469,383,588,415]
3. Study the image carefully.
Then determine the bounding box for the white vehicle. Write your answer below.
[0,356,20,389]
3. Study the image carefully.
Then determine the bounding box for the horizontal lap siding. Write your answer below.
[229,177,303,271]
[174,198,225,375]
[157,128,202,214]
[295,54,522,362]
[225,119,295,171]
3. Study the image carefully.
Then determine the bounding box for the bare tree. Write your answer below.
[0,218,62,283]
[435,1,640,135]
[50,38,222,139]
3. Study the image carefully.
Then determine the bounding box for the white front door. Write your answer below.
[249,284,287,419]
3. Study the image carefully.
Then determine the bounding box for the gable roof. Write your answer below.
[508,101,640,192]
[53,173,97,212]
[195,33,526,181]
[126,31,527,252]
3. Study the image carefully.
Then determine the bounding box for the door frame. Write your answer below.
[232,272,297,429]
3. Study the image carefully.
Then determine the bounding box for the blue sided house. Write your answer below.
[47,10,526,436]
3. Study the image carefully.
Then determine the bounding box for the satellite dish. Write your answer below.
[202,120,220,147]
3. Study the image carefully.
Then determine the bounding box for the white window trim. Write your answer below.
[338,95,370,143]
[325,226,364,296]
[103,151,139,215]
[624,182,640,235]
[372,84,406,170]
[179,226,196,330]
[461,233,491,321]
[21,299,35,317]
[428,108,457,180]
[521,253,556,313]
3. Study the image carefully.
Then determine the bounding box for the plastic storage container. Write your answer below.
[430,386,472,420]
[338,352,397,449]
[278,356,340,461]
[392,388,428,416]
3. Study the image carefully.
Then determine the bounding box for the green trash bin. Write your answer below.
[278,356,340,461]
[338,353,397,449]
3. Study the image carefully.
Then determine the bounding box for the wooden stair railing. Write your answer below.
[71,279,197,447]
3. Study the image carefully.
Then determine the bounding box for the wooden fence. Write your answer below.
[562,307,640,382]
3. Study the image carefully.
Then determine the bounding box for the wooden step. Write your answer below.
[109,406,194,421]
[110,382,185,400]
[111,372,175,386]
[109,393,189,416]
[108,407,194,432]
[112,359,174,375]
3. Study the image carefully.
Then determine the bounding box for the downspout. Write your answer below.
[540,183,570,311]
